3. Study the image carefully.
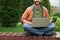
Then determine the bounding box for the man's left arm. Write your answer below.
[44,7,57,23]
[44,7,50,18]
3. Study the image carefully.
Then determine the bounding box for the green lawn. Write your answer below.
[0,24,24,32]
[0,22,60,32]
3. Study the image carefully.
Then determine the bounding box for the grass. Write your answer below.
[0,24,24,32]
[0,17,60,32]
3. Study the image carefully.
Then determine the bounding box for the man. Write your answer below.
[21,0,56,36]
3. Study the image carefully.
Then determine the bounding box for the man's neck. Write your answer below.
[34,4,40,9]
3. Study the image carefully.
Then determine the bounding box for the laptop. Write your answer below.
[32,18,50,27]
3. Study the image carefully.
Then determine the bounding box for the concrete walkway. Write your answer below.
[56,32,60,37]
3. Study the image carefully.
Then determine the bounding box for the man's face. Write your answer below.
[33,0,42,5]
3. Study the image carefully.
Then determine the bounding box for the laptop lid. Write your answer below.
[32,18,50,27]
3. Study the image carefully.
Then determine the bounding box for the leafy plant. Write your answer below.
[53,12,60,18]
[0,0,20,27]
[55,18,60,31]
[51,16,60,31]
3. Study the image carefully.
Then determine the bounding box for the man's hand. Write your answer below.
[51,18,57,23]
[50,19,52,23]
[22,19,32,24]
[28,22,32,24]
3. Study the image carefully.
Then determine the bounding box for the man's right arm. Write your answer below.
[21,8,31,24]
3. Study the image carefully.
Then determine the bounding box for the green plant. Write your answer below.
[51,16,60,31]
[55,18,60,31]
[0,0,20,27]
[53,12,60,18]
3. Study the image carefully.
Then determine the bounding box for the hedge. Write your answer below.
[0,0,20,27]
[42,0,51,14]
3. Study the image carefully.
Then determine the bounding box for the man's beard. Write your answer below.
[34,1,41,5]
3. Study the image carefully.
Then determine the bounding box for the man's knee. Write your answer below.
[23,23,32,27]
[23,24,33,32]
[48,23,56,30]
[23,23,29,31]
[23,23,28,27]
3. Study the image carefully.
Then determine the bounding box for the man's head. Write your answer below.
[33,0,42,5]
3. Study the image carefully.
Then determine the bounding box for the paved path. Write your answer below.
[56,32,60,37]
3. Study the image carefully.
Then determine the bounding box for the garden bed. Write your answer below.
[0,32,60,40]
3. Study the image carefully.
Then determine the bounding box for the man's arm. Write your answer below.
[44,7,57,23]
[21,7,31,24]
[44,7,50,18]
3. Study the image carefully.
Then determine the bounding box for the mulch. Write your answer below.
[0,32,60,40]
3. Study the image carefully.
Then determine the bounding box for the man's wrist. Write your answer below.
[28,22,32,24]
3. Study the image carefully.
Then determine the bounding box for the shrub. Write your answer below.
[20,0,33,20]
[53,12,60,18]
[0,0,20,27]
[55,18,60,31]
